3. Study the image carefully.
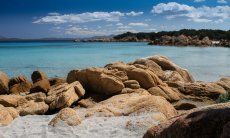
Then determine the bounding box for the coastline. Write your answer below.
[0,55,229,137]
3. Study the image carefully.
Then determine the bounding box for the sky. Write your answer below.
[0,0,229,38]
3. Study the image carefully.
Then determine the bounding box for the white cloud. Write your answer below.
[48,12,60,16]
[116,23,123,26]
[151,2,194,14]
[117,26,131,29]
[128,22,149,27]
[126,11,144,16]
[34,11,125,24]
[194,0,205,2]
[65,27,106,35]
[152,2,230,23]
[217,0,227,3]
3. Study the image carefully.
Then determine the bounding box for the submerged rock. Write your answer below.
[0,71,9,94]
[144,102,230,138]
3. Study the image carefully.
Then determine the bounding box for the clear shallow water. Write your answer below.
[0,42,229,82]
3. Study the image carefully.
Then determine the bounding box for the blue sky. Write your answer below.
[0,0,229,38]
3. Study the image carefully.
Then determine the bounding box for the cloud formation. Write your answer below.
[128,22,149,27]
[65,27,107,35]
[152,2,230,23]
[34,11,125,24]
[217,0,227,3]
[34,11,144,24]
[126,11,144,16]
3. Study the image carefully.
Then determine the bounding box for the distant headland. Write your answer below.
[76,29,230,47]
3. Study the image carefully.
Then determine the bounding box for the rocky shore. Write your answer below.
[0,55,229,137]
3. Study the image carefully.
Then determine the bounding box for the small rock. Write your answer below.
[31,70,48,83]
[30,79,50,93]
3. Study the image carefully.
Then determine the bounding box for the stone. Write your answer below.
[178,82,226,100]
[84,89,177,119]
[0,71,9,94]
[0,95,27,107]
[49,78,66,86]
[0,105,19,126]
[67,68,124,95]
[17,100,49,116]
[8,76,32,94]
[148,55,194,83]
[30,79,50,93]
[217,77,230,91]
[148,85,181,102]
[45,81,85,110]
[126,68,163,89]
[144,102,230,138]
[31,70,48,83]
[123,80,140,89]
[25,92,46,102]
[78,98,96,108]
[173,101,197,110]
[49,108,82,126]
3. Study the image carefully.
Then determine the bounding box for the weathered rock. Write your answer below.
[25,92,46,102]
[49,108,82,126]
[132,58,164,77]
[126,68,163,89]
[84,89,177,119]
[148,55,194,83]
[201,36,212,46]
[0,105,19,126]
[0,93,48,116]
[123,80,140,89]
[49,78,66,86]
[17,100,49,116]
[0,95,27,107]
[31,70,48,83]
[121,87,136,94]
[8,76,32,94]
[178,82,226,100]
[67,68,124,95]
[0,71,9,94]
[217,77,230,91]
[78,98,96,108]
[144,102,230,138]
[45,81,85,110]
[30,79,50,93]
[148,85,181,102]
[173,101,197,110]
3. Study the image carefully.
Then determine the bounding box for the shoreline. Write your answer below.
[0,55,229,137]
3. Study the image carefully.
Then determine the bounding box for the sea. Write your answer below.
[0,41,229,82]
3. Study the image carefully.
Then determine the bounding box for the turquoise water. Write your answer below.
[0,42,229,82]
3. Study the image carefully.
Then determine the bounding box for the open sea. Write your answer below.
[0,41,229,82]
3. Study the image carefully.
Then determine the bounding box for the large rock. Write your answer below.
[0,92,48,116]
[31,70,48,83]
[148,55,194,83]
[148,85,181,102]
[144,102,230,138]
[178,82,226,100]
[0,71,9,94]
[84,89,177,119]
[126,68,164,89]
[17,100,49,116]
[123,80,140,89]
[45,81,85,110]
[8,76,32,94]
[217,77,230,91]
[0,105,19,126]
[67,68,124,95]
[30,79,50,93]
[49,108,82,126]
[49,78,66,87]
